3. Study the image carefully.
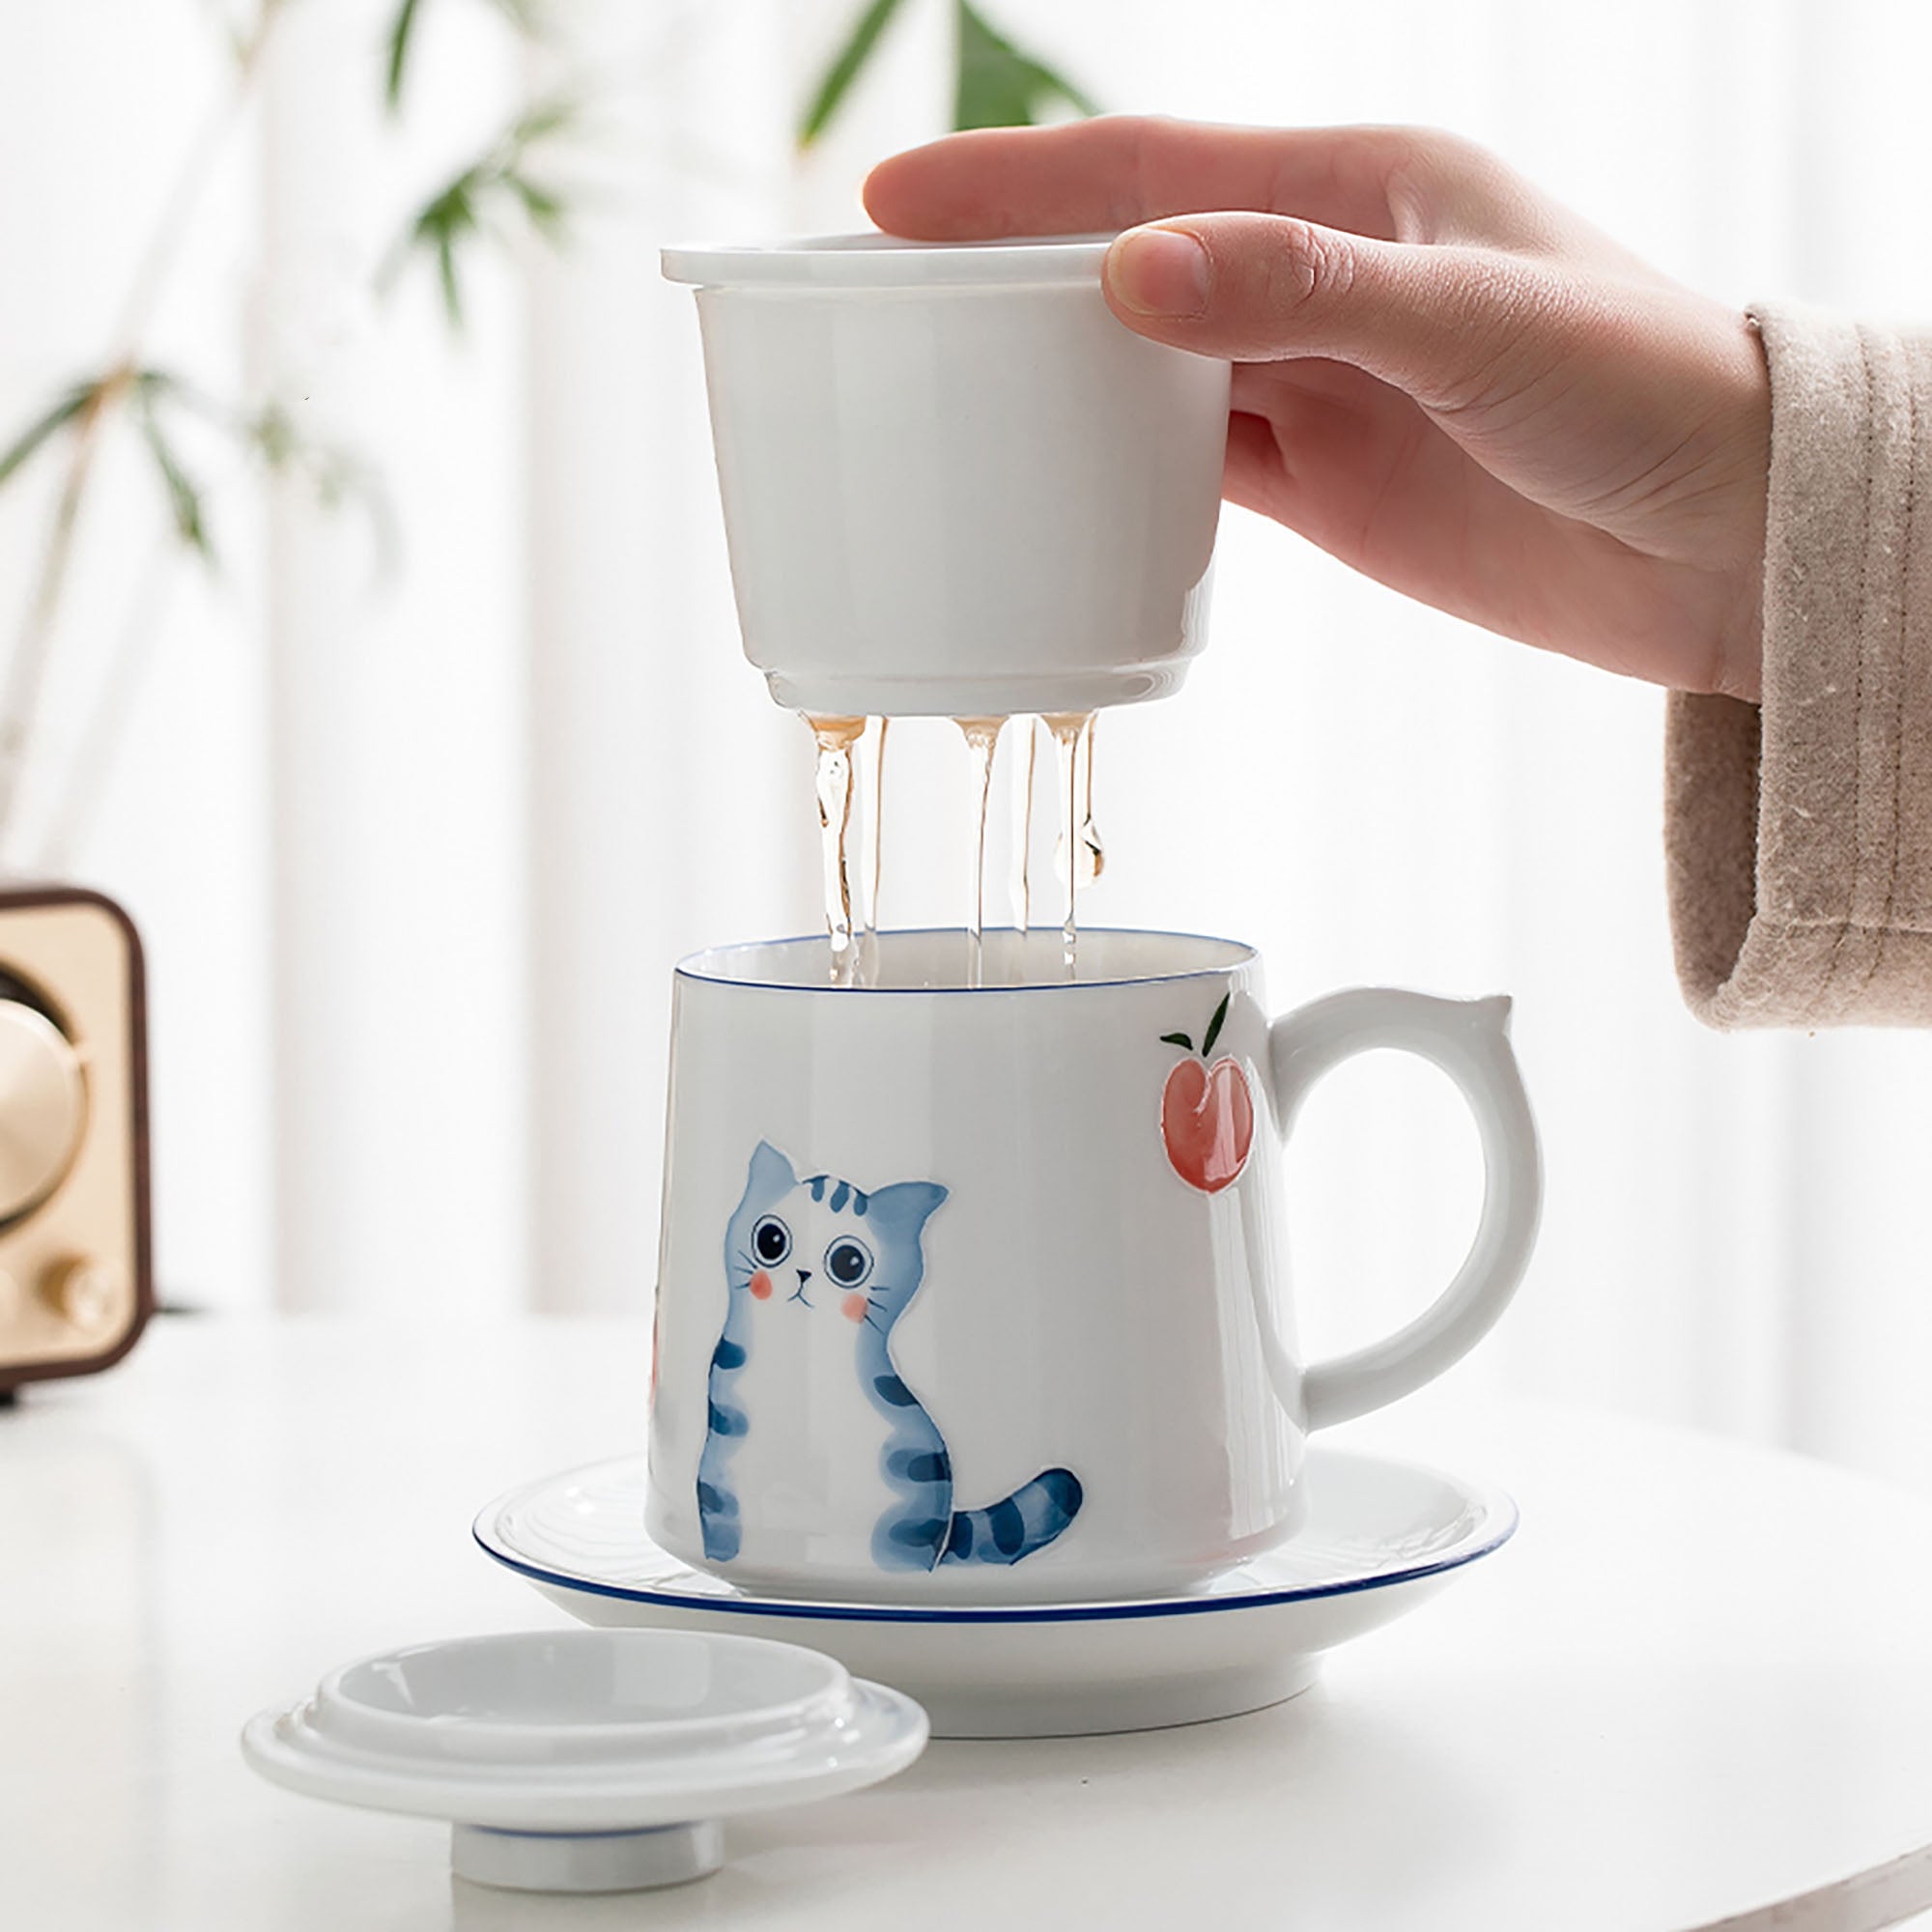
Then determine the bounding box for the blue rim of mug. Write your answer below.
[661,232,1116,290]
[673,927,1259,995]
[470,1456,1519,1626]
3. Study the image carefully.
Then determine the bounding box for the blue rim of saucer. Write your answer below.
[471,1450,1518,1626]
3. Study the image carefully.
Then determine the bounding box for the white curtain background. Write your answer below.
[5,0,1932,1491]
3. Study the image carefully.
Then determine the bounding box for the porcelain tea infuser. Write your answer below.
[241,1629,927,1893]
[661,234,1232,718]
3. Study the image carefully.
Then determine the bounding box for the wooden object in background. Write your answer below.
[0,886,151,1394]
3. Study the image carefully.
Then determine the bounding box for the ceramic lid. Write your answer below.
[242,1628,928,1893]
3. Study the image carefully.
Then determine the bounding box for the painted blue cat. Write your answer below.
[696,1141,1083,1573]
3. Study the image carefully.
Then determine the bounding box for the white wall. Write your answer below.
[5,0,1932,1492]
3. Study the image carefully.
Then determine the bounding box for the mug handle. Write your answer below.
[1264,989,1542,1432]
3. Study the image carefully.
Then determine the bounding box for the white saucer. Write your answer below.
[242,1629,927,1892]
[474,1447,1516,1738]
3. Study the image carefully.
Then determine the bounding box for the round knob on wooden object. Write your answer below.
[41,1256,122,1334]
[0,1000,85,1222]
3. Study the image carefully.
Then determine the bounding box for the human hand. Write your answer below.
[866,119,1770,701]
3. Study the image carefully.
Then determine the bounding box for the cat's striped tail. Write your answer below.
[940,1468,1083,1566]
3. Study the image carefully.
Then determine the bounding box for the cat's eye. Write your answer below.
[752,1215,792,1265]
[824,1236,873,1289]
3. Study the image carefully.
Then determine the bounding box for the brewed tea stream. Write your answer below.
[1008,717,1037,937]
[1075,714,1104,893]
[863,717,889,960]
[806,714,865,986]
[1044,713,1101,975]
[955,717,1005,989]
[801,710,1101,985]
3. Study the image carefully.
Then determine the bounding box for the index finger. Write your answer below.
[863,116,1417,243]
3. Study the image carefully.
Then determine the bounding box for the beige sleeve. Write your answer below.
[1666,304,1932,1027]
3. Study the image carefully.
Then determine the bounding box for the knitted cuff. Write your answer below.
[1666,304,1932,1028]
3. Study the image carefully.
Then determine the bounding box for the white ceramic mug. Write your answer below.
[659,236,1232,719]
[646,929,1541,1605]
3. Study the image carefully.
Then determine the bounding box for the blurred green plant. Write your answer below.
[952,3,1097,130]
[379,0,581,327]
[384,0,544,110]
[801,0,1096,149]
[0,3,305,844]
[384,0,1098,324]
[380,97,578,326]
[0,0,1094,857]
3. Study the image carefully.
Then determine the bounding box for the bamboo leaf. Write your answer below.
[384,0,423,110]
[131,366,234,428]
[954,0,1098,132]
[0,383,98,491]
[247,401,300,470]
[503,170,568,237]
[434,226,465,325]
[799,0,909,150]
[509,94,575,145]
[1160,1033,1194,1052]
[1201,992,1230,1060]
[133,395,214,566]
[383,94,577,327]
[398,173,483,323]
[387,0,543,113]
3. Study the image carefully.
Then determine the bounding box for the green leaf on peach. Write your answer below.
[1201,992,1230,1059]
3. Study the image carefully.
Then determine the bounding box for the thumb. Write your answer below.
[1105,212,1562,414]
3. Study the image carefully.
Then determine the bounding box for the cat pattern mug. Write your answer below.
[646,929,1541,1605]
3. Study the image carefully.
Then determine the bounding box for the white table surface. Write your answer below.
[6,1316,1932,1932]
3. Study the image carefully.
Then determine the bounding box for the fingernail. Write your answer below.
[1109,227,1209,319]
